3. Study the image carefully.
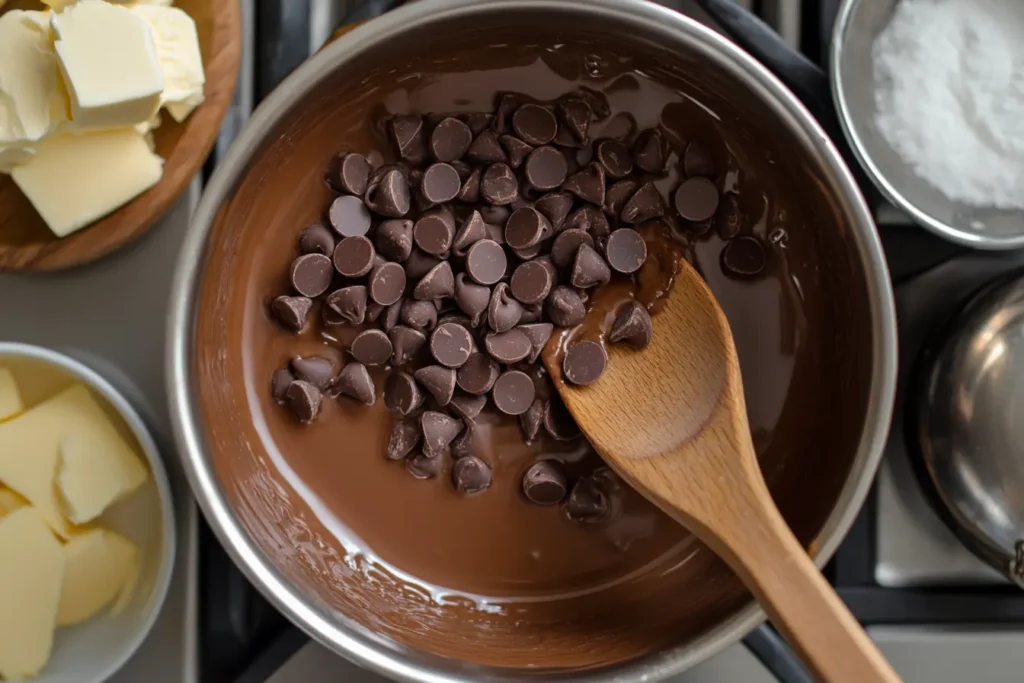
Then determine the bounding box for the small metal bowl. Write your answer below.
[831,0,1024,250]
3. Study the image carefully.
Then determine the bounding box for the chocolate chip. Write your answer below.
[484,328,532,364]
[350,329,393,366]
[716,193,743,239]
[562,162,606,205]
[430,117,473,162]
[523,146,568,191]
[518,322,554,363]
[523,461,567,505]
[545,286,586,327]
[491,370,535,416]
[487,283,523,333]
[382,298,404,331]
[414,365,457,406]
[400,299,438,331]
[404,249,442,280]
[464,112,494,135]
[421,411,464,454]
[534,192,573,232]
[406,452,444,479]
[557,98,591,142]
[413,213,454,256]
[366,302,385,324]
[366,168,411,218]
[285,380,321,423]
[385,371,425,416]
[465,239,507,285]
[633,129,667,173]
[499,135,533,169]
[563,340,607,385]
[674,177,719,223]
[566,477,609,523]
[456,353,500,395]
[481,162,519,205]
[271,368,294,404]
[495,92,530,132]
[509,260,553,306]
[413,260,455,300]
[513,103,558,145]
[595,139,633,178]
[325,286,367,325]
[604,180,638,217]
[457,167,482,203]
[721,236,767,278]
[564,206,609,240]
[453,210,487,256]
[330,236,374,278]
[333,362,376,405]
[453,456,492,495]
[449,392,487,420]
[328,195,372,237]
[329,152,371,196]
[520,399,545,441]
[390,115,426,164]
[570,243,611,289]
[373,219,413,262]
[298,223,336,256]
[388,325,427,365]
[598,112,637,141]
[479,205,511,225]
[420,162,461,205]
[387,419,420,460]
[621,182,666,224]
[605,228,647,274]
[503,207,546,250]
[430,322,474,368]
[608,301,653,349]
[271,295,312,331]
[544,396,581,441]
[534,255,559,285]
[290,356,334,390]
[454,272,490,325]
[290,254,333,297]
[683,140,716,177]
[467,130,506,164]
[550,228,594,269]
[451,424,476,459]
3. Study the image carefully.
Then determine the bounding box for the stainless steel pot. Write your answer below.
[168,1,897,680]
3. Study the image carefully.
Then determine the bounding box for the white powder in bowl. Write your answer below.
[873,0,1024,209]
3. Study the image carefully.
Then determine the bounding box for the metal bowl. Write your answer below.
[913,273,1024,585]
[831,0,1024,250]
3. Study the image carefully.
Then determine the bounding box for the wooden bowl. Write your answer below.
[0,0,241,271]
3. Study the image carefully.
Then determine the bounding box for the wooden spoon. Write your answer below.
[545,258,900,683]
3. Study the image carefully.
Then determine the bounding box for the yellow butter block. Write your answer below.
[0,368,24,422]
[0,507,65,680]
[57,527,139,626]
[0,384,148,535]
[130,4,205,122]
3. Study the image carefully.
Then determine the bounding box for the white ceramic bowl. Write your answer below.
[0,342,175,683]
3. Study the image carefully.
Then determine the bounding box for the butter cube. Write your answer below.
[0,507,65,680]
[52,0,165,129]
[130,4,205,122]
[11,129,163,237]
[57,528,139,626]
[0,368,24,422]
[0,384,148,535]
[0,11,69,155]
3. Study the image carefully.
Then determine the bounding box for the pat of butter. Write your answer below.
[57,528,139,626]
[130,4,205,122]
[0,10,69,159]
[0,368,24,422]
[52,0,165,129]
[0,507,65,681]
[11,128,163,238]
[0,384,148,535]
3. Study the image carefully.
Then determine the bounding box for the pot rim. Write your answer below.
[168,0,897,680]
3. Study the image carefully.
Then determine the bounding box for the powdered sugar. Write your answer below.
[873,0,1024,209]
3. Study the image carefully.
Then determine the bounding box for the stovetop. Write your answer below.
[197,2,1024,682]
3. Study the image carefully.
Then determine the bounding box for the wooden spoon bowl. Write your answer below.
[547,259,900,683]
[0,0,241,271]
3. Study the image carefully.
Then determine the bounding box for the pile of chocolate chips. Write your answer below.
[268,89,728,511]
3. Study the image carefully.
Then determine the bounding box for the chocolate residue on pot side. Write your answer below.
[195,28,871,671]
